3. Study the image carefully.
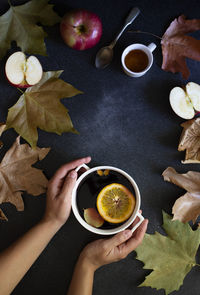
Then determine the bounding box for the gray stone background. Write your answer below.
[0,0,200,294]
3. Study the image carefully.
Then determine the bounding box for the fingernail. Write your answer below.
[69,170,77,179]
[85,156,91,162]
[124,230,132,238]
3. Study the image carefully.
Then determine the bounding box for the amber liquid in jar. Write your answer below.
[125,49,149,72]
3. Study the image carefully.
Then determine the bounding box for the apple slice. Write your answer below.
[84,208,104,228]
[186,82,200,112]
[5,52,43,88]
[170,86,195,119]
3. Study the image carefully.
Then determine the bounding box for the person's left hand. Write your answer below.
[43,157,91,228]
[79,215,148,271]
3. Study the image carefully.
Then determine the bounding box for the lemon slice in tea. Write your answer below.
[96,183,135,224]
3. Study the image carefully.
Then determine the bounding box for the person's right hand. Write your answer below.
[79,216,148,271]
[43,157,91,228]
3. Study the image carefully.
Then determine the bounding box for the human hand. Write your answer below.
[43,157,91,228]
[79,216,148,271]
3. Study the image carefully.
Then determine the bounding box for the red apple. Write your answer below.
[5,52,43,88]
[60,9,102,50]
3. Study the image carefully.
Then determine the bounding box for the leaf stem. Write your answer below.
[8,0,11,6]
[17,88,24,94]
[196,263,200,267]
[128,30,162,40]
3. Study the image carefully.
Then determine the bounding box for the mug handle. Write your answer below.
[148,42,156,52]
[131,212,144,233]
[75,163,90,172]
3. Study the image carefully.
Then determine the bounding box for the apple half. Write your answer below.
[5,51,43,88]
[169,82,200,119]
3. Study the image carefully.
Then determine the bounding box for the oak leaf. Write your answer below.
[136,211,200,295]
[162,167,200,223]
[178,118,200,163]
[161,15,200,79]
[6,71,82,148]
[0,137,50,220]
[0,0,61,58]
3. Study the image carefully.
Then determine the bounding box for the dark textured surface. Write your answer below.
[0,0,200,294]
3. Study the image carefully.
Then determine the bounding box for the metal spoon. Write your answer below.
[95,7,140,69]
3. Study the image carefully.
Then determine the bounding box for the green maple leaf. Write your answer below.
[0,0,61,58]
[6,71,82,148]
[135,211,200,295]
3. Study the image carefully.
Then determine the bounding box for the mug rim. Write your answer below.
[72,165,141,235]
[121,43,153,76]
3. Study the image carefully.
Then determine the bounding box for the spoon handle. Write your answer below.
[110,7,140,48]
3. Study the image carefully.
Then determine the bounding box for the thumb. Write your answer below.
[106,229,132,249]
[60,170,77,198]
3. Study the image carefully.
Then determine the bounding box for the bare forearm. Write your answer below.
[0,219,61,295]
[67,256,95,295]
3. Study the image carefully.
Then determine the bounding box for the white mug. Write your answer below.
[72,164,144,235]
[121,43,156,77]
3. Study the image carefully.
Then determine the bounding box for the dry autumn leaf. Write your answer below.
[161,15,200,79]
[0,0,61,58]
[0,123,6,135]
[6,71,82,148]
[0,209,8,221]
[172,192,200,224]
[0,123,6,149]
[162,167,200,223]
[0,136,50,220]
[136,211,200,295]
[178,118,200,163]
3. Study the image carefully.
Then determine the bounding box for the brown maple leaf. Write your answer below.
[178,118,200,163]
[0,137,50,220]
[161,15,200,79]
[0,208,7,221]
[6,71,82,148]
[162,167,200,223]
[0,123,6,149]
[172,192,200,223]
